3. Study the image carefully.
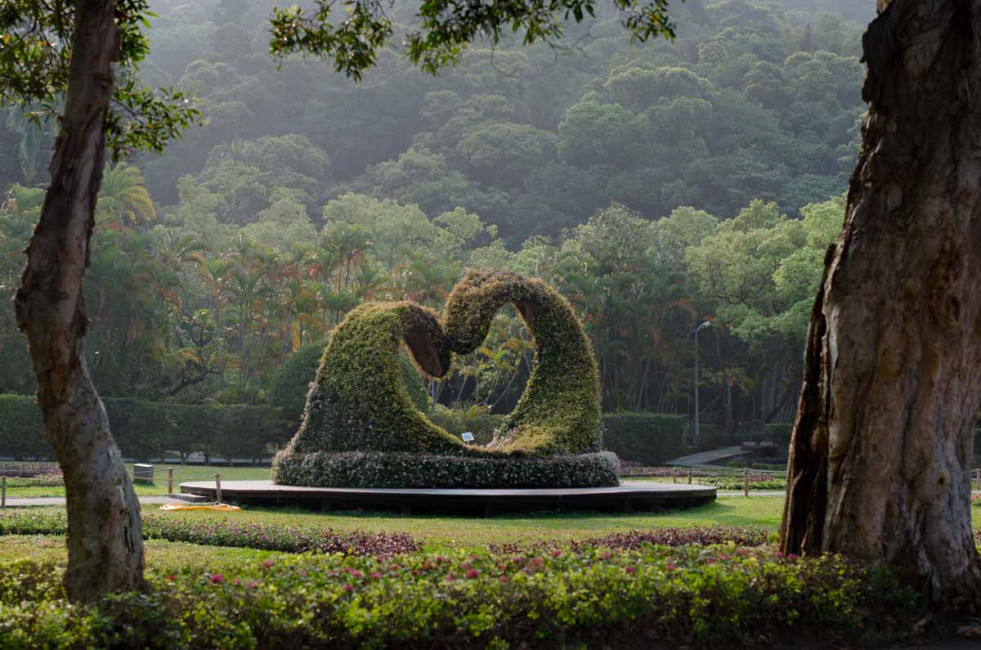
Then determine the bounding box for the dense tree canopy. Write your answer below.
[0,0,873,437]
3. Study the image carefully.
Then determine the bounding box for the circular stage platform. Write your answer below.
[179,480,716,515]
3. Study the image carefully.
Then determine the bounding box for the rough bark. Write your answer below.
[13,0,145,603]
[781,0,981,610]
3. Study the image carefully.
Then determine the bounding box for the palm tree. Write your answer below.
[97,162,156,230]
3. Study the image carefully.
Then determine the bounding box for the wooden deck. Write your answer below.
[180,480,716,515]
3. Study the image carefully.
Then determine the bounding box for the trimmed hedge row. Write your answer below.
[0,547,920,648]
[601,412,687,465]
[0,395,289,462]
[273,450,621,488]
[1,392,689,469]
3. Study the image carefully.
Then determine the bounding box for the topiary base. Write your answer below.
[273,450,621,489]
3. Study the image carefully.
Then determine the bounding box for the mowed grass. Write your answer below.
[3,497,786,550]
[152,497,787,547]
[3,463,271,497]
[5,496,981,563]
[0,534,278,569]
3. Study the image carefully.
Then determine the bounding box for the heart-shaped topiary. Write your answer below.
[273,269,618,488]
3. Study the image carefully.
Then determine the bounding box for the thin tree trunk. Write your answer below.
[782,0,981,610]
[14,0,145,603]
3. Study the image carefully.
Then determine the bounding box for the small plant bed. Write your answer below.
[489,526,772,553]
[0,510,419,557]
[722,459,788,472]
[623,467,786,491]
[0,542,921,648]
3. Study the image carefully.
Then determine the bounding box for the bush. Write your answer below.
[428,404,503,445]
[0,546,921,648]
[765,422,794,446]
[267,340,328,427]
[274,450,620,488]
[601,413,687,465]
[0,395,289,462]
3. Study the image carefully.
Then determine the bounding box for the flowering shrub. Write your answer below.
[0,545,921,648]
[0,510,419,557]
[275,450,620,488]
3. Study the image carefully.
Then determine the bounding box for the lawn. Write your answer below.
[0,496,786,573]
[2,462,271,497]
[1,496,784,551]
[150,496,787,547]
[0,534,280,569]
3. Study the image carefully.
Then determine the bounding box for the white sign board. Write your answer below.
[461,432,475,443]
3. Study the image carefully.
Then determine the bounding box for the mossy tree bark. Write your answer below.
[13,0,145,602]
[781,0,981,610]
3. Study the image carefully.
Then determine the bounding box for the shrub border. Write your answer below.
[273,450,620,489]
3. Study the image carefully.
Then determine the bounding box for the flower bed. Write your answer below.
[0,463,61,478]
[0,510,419,557]
[0,545,920,648]
[489,526,772,553]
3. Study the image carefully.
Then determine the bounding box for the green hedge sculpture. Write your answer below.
[274,270,615,488]
[443,269,601,455]
[269,338,429,428]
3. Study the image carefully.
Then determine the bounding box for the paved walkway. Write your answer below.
[7,490,981,506]
[1,495,198,508]
[666,445,746,467]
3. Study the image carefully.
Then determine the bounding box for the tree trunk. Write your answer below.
[781,0,981,610]
[13,0,145,603]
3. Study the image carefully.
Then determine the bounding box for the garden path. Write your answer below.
[1,495,198,508]
[666,446,746,467]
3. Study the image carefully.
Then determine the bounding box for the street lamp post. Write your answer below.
[693,320,712,448]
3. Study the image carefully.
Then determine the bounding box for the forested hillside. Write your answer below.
[0,0,872,439]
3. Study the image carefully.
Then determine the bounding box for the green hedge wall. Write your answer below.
[0,395,49,459]
[0,395,289,462]
[600,413,687,466]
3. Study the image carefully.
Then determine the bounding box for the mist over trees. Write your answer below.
[0,0,872,438]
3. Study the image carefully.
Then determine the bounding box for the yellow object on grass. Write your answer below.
[159,503,242,512]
